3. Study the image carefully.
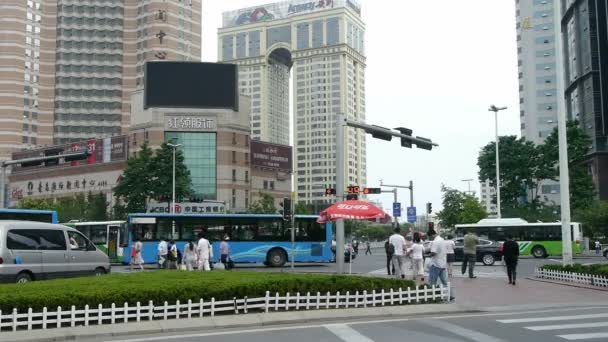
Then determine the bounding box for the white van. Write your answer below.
[0,221,110,283]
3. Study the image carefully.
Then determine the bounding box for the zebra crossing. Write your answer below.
[368,264,506,278]
[496,310,608,340]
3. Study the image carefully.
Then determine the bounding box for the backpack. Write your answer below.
[386,241,395,255]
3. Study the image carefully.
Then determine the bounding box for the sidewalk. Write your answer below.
[0,304,472,342]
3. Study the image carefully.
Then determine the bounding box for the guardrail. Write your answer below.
[535,267,608,288]
[0,285,449,332]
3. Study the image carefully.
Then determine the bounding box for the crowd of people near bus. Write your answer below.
[129,232,234,271]
[384,227,520,298]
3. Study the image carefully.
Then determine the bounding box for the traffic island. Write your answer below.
[535,265,608,289]
[0,271,449,333]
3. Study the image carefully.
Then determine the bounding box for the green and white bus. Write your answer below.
[63,221,127,263]
[455,218,583,258]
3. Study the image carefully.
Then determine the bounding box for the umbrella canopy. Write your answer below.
[317,200,389,223]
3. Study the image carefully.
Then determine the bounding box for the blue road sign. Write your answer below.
[407,207,417,223]
[392,202,401,217]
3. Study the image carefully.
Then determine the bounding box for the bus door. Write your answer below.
[107,225,120,261]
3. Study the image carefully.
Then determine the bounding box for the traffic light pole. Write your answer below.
[0,151,89,208]
[380,180,414,208]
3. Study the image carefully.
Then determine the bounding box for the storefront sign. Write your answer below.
[223,0,360,27]
[164,115,216,131]
[250,141,292,173]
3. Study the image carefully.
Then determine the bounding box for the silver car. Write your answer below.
[0,221,110,283]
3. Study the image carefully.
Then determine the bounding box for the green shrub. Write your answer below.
[541,264,608,277]
[0,272,417,311]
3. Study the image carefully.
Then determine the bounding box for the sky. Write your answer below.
[200,0,522,217]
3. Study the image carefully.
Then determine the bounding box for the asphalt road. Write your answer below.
[95,305,608,342]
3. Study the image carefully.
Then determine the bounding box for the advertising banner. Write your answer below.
[250,141,292,173]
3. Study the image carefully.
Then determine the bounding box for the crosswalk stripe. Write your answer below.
[324,324,375,342]
[526,322,608,331]
[557,332,608,340]
[497,313,608,324]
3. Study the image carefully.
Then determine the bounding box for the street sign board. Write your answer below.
[407,206,417,223]
[392,202,401,217]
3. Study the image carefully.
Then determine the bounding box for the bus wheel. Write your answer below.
[532,246,547,258]
[267,249,287,267]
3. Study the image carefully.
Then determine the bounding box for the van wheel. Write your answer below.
[267,249,287,267]
[532,246,547,258]
[15,272,32,284]
[94,267,106,276]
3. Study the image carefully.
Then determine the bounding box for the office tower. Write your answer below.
[218,0,366,206]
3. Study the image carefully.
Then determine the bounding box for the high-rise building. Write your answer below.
[480,179,498,218]
[0,0,202,151]
[561,0,608,199]
[218,0,367,206]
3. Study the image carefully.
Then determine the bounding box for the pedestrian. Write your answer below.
[428,229,454,301]
[462,230,479,279]
[220,235,232,270]
[503,234,519,285]
[197,232,212,271]
[445,234,456,278]
[157,238,168,269]
[389,227,407,279]
[130,238,144,271]
[408,232,425,286]
[166,240,178,269]
[183,240,198,271]
[595,240,602,255]
[331,237,337,259]
[404,234,414,279]
[353,239,359,254]
[384,239,395,275]
[365,241,372,255]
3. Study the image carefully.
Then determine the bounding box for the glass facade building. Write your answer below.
[165,132,217,200]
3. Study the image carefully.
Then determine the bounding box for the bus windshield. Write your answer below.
[0,209,58,223]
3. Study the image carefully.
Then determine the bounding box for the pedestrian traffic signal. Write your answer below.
[395,127,413,148]
[426,202,432,214]
[325,188,336,195]
[346,194,358,200]
[363,187,381,194]
[347,185,360,194]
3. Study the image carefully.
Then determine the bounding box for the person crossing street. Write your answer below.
[503,235,519,285]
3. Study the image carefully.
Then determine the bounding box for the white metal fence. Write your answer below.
[0,285,449,332]
[536,268,608,288]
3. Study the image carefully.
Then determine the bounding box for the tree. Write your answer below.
[436,186,487,228]
[150,142,192,204]
[478,136,546,211]
[248,192,277,214]
[541,121,595,211]
[17,198,56,211]
[86,192,108,221]
[113,143,155,213]
[574,201,608,239]
[294,202,311,215]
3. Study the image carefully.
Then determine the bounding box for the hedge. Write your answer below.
[541,264,608,277]
[0,271,416,311]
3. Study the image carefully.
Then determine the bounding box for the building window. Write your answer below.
[232,132,237,145]
[232,151,236,163]
[245,171,249,183]
[245,152,249,165]
[232,169,236,182]
[245,190,249,208]
[263,180,268,189]
[270,181,275,190]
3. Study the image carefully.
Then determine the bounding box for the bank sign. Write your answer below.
[223,0,361,27]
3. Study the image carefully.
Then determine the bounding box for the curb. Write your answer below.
[526,277,608,292]
[0,304,477,342]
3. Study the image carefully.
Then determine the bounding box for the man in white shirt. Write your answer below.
[197,233,212,271]
[157,239,168,269]
[389,228,407,279]
[428,229,454,301]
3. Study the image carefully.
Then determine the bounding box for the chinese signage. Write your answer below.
[250,141,292,173]
[147,202,226,214]
[164,115,217,131]
[12,136,128,173]
[223,0,361,27]
[8,170,124,204]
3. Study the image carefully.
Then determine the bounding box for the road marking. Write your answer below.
[498,313,608,324]
[422,319,505,342]
[557,332,608,340]
[547,259,562,263]
[324,324,375,342]
[526,321,608,331]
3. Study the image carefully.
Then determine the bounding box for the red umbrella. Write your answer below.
[317,200,389,223]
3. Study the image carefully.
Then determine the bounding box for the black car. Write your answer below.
[453,238,503,266]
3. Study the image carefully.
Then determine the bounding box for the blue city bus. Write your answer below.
[124,213,333,267]
[0,208,58,223]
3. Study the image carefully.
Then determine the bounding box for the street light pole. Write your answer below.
[335,114,346,275]
[488,105,507,218]
[462,178,473,195]
[167,143,181,239]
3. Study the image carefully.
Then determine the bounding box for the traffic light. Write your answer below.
[346,194,358,200]
[426,202,432,214]
[20,159,43,168]
[367,125,393,141]
[64,150,91,162]
[325,188,336,195]
[428,222,435,230]
[280,198,292,220]
[363,187,381,194]
[44,148,63,167]
[416,136,433,150]
[347,185,360,194]
[394,127,413,148]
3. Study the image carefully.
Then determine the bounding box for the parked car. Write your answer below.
[0,221,111,283]
[603,247,608,260]
[453,237,503,266]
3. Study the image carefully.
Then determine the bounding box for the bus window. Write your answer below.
[133,224,156,241]
[295,220,325,241]
[89,225,107,244]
